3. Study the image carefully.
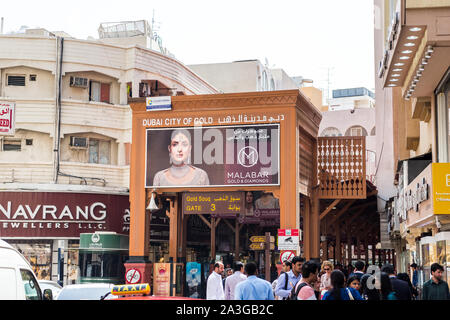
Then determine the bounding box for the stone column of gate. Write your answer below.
[125,103,152,284]
[279,108,300,252]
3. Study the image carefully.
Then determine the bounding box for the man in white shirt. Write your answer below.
[225,262,247,300]
[206,262,225,300]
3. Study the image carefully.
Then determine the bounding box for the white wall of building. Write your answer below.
[319,108,377,182]
[0,32,218,191]
[328,95,375,111]
[188,60,297,93]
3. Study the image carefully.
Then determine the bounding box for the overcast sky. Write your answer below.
[2,0,375,95]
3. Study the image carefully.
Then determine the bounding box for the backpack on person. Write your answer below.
[288,282,308,300]
[278,272,290,300]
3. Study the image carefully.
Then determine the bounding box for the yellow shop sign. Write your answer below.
[432,163,450,214]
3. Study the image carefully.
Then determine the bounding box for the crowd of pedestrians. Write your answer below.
[206,257,450,300]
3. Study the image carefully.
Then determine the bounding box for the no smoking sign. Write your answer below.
[125,268,142,284]
[280,250,296,264]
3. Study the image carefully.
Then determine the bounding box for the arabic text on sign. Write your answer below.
[249,243,275,250]
[250,236,275,243]
[250,236,266,243]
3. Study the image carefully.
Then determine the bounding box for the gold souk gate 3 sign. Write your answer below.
[182,191,245,216]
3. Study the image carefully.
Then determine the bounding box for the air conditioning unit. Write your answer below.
[70,136,88,148]
[70,76,89,88]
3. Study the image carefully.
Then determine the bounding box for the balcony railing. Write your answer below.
[0,98,131,134]
[0,162,129,188]
[318,136,366,199]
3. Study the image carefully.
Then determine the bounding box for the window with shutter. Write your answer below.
[2,138,22,151]
[89,81,110,103]
[7,75,26,86]
[351,127,363,136]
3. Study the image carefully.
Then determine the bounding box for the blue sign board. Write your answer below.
[186,262,202,298]
[146,96,172,111]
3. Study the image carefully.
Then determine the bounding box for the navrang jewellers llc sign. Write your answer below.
[0,193,129,237]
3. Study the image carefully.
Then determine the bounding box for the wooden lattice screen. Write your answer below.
[317,136,366,199]
[299,129,315,195]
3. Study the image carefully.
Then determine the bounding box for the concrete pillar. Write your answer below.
[132,79,140,98]
[119,81,128,105]
[51,239,68,285]
[117,142,125,166]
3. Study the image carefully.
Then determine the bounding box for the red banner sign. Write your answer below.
[0,102,15,135]
[278,229,299,237]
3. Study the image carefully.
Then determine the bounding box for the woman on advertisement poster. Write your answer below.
[153,129,210,186]
[245,191,255,216]
[255,192,279,209]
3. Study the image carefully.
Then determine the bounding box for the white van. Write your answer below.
[0,239,52,300]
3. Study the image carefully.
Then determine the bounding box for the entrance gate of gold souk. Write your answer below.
[125,90,381,291]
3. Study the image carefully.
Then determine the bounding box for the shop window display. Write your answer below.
[149,242,169,264]
[10,241,52,280]
[67,241,80,284]
[437,241,447,283]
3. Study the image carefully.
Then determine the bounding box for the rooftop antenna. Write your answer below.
[151,11,162,37]
[150,11,165,54]
[327,67,331,106]
[151,9,155,34]
[325,67,334,107]
[1,17,4,35]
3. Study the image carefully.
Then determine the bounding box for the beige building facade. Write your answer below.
[0,22,217,284]
[188,60,298,93]
[374,0,450,284]
[317,88,377,184]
